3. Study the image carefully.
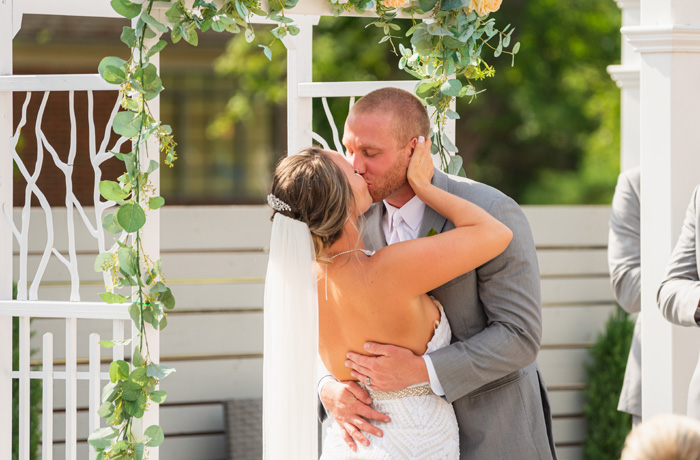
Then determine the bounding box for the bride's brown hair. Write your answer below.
[271,147,355,257]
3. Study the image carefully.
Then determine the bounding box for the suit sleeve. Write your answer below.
[427,196,542,402]
[657,186,700,327]
[608,172,642,313]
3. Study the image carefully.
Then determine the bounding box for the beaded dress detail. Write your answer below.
[320,298,459,460]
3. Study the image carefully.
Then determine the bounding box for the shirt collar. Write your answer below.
[383,195,426,232]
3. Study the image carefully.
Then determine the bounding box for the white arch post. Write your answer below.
[623,0,700,418]
[0,1,15,458]
[608,0,641,172]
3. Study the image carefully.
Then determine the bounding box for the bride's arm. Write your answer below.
[371,137,513,297]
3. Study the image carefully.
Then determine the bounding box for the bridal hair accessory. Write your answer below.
[267,193,291,212]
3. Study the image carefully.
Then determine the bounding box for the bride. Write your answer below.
[263,137,512,459]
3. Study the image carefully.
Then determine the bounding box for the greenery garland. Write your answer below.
[91,0,517,457]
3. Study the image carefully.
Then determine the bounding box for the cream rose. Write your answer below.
[468,0,502,17]
[380,0,412,9]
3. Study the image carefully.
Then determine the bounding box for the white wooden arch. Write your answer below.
[0,1,456,459]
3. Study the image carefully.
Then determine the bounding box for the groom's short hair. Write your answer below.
[350,87,430,147]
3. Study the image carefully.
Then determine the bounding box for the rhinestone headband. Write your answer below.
[267,194,292,212]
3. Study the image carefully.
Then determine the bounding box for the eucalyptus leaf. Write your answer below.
[147,40,167,58]
[244,28,255,43]
[97,402,114,418]
[418,0,439,12]
[100,292,129,304]
[113,111,142,139]
[146,159,159,174]
[110,0,141,19]
[94,251,113,273]
[116,203,146,233]
[147,362,176,380]
[98,57,127,85]
[415,80,440,98]
[259,44,272,61]
[133,442,145,460]
[99,338,132,349]
[118,248,137,277]
[447,154,464,175]
[109,360,130,383]
[129,302,141,330]
[121,380,143,401]
[88,427,119,449]
[440,0,467,10]
[133,346,146,367]
[129,367,150,386]
[144,425,165,447]
[442,132,459,153]
[426,23,452,37]
[120,26,137,47]
[149,196,165,210]
[102,213,123,234]
[446,109,460,120]
[288,25,300,36]
[150,390,167,404]
[102,381,120,403]
[184,26,199,46]
[159,287,175,309]
[440,79,462,97]
[141,11,168,33]
[99,180,129,201]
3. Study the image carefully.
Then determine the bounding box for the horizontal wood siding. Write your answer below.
[17,204,613,460]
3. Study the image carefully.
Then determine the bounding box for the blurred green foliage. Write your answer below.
[583,306,634,459]
[213,0,621,204]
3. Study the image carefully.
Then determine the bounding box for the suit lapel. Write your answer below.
[418,168,449,237]
[361,203,387,251]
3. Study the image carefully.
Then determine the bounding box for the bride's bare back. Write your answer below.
[318,252,440,381]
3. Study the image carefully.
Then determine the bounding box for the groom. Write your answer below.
[319,87,557,459]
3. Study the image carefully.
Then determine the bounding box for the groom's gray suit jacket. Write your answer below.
[362,169,557,459]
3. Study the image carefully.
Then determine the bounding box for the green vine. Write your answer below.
[92,0,517,457]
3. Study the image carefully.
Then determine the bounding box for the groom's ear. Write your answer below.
[408,137,418,156]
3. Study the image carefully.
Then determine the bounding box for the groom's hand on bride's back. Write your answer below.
[320,380,391,451]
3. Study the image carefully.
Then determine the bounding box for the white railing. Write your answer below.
[0,75,153,458]
[2,301,130,460]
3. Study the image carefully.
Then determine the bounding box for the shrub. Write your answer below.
[583,305,634,459]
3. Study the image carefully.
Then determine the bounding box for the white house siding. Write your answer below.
[18,204,612,460]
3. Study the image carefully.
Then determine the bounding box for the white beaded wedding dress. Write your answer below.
[320,299,460,460]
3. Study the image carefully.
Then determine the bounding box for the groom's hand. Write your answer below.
[346,343,429,392]
[320,380,391,451]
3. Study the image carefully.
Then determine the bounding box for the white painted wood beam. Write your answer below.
[624,14,700,418]
[0,1,14,458]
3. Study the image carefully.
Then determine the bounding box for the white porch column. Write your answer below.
[285,16,319,155]
[624,1,700,418]
[608,0,641,171]
[0,1,13,458]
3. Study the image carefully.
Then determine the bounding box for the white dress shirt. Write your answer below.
[382,196,446,396]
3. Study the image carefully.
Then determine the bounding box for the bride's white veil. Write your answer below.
[263,212,319,459]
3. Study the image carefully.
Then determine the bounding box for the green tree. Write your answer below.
[212,0,622,204]
[457,0,622,203]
